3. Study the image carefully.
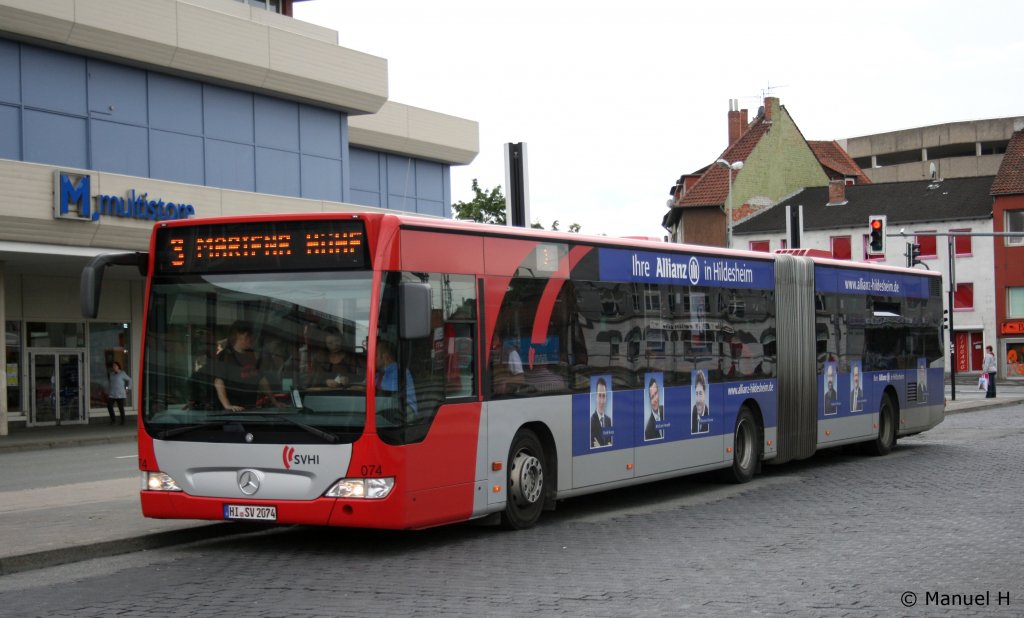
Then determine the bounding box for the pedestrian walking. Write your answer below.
[982,345,997,399]
[107,361,132,425]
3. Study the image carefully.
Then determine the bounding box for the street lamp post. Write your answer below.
[716,158,744,248]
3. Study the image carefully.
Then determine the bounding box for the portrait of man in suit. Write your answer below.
[590,376,613,448]
[644,374,665,441]
[824,362,838,416]
[850,361,863,413]
[691,369,711,434]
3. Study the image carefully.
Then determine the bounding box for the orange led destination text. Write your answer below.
[194,234,294,259]
[305,231,363,255]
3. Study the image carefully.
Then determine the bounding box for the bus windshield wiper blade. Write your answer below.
[156,420,233,440]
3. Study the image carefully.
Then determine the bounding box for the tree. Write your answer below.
[531,219,582,233]
[452,179,582,233]
[452,179,505,225]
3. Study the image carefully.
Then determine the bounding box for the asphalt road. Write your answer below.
[1,403,1021,616]
[0,441,137,492]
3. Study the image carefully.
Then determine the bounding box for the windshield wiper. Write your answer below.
[155,419,240,440]
[153,412,338,444]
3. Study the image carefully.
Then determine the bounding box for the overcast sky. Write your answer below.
[294,0,1023,238]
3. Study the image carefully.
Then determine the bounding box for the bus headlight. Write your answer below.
[325,477,395,499]
[143,471,183,492]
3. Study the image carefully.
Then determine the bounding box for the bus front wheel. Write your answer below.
[501,429,546,530]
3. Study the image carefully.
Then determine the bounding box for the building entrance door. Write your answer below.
[970,332,984,371]
[29,350,86,426]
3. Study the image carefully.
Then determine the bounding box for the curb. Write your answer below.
[0,522,274,577]
[944,397,1024,414]
[0,432,137,455]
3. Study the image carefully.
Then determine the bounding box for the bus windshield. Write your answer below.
[143,271,373,443]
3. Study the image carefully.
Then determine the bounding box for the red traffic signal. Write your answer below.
[867,215,886,256]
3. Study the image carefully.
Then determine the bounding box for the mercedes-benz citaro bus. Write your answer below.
[81,213,945,530]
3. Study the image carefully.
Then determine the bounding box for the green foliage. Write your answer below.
[452,179,582,233]
[452,179,505,225]
[531,219,582,233]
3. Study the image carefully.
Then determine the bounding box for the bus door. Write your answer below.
[29,350,85,425]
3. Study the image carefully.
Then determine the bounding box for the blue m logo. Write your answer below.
[56,172,97,220]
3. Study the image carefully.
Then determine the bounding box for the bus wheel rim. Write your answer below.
[511,451,543,504]
[736,418,753,470]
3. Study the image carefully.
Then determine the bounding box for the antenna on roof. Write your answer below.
[760,80,789,99]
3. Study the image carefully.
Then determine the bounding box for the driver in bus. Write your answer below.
[214,320,282,412]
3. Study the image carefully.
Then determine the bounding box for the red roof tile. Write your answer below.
[991,130,1024,195]
[808,140,872,184]
[678,119,769,208]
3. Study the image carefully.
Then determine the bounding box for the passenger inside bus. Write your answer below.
[185,343,217,410]
[214,320,282,412]
[259,337,295,392]
[492,338,525,395]
[311,326,364,389]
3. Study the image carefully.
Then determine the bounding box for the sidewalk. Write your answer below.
[0,419,267,576]
[1,391,1023,577]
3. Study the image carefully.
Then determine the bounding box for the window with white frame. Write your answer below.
[1007,211,1024,246]
[1009,287,1024,318]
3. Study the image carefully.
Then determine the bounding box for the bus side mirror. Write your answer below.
[399,282,431,339]
[81,252,148,318]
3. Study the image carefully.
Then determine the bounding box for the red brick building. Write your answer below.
[992,130,1024,379]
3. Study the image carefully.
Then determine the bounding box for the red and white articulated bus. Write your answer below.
[81,212,945,529]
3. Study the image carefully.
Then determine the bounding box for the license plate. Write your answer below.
[224,504,277,521]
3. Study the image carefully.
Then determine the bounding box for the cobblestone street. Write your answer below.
[1,405,1022,617]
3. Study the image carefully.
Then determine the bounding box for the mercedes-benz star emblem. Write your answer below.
[238,469,263,495]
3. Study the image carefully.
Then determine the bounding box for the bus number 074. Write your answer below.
[360,464,382,476]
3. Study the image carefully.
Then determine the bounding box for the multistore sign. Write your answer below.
[54,171,196,223]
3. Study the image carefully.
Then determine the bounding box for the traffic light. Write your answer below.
[867,215,886,256]
[907,242,922,267]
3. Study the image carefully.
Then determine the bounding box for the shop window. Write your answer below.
[915,232,937,258]
[1007,210,1024,246]
[89,323,131,408]
[6,322,21,413]
[749,240,770,253]
[26,322,84,348]
[953,283,973,311]
[950,228,972,256]
[830,235,851,261]
[1008,287,1024,318]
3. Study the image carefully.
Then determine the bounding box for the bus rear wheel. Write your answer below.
[864,395,896,456]
[501,429,546,530]
[721,406,760,484]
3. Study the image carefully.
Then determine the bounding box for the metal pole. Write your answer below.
[948,236,956,401]
[726,170,733,248]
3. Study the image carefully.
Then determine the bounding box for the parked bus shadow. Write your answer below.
[197,441,941,555]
